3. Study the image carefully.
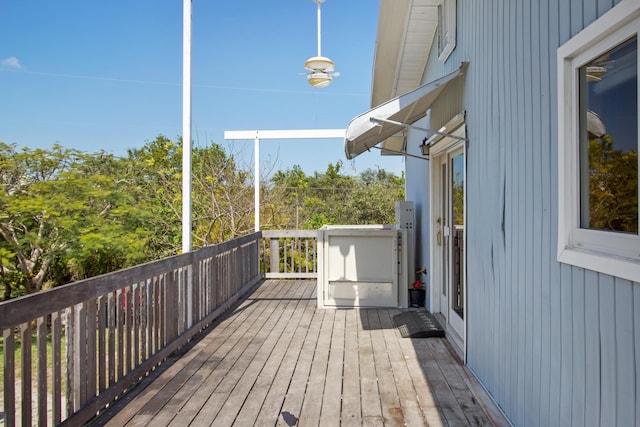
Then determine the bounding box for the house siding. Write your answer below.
[405,0,638,425]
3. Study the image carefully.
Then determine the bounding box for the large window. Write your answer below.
[558,1,640,282]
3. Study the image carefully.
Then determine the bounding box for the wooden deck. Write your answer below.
[95,280,507,427]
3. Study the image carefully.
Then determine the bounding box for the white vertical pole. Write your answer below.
[182,0,192,253]
[182,0,193,328]
[316,1,322,56]
[254,133,260,232]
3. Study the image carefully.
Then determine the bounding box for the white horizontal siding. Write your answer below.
[408,0,638,425]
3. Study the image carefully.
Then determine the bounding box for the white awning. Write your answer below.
[345,62,467,160]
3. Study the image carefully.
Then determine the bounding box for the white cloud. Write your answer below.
[1,56,22,69]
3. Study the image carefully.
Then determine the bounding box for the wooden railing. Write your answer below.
[0,232,262,427]
[260,230,318,279]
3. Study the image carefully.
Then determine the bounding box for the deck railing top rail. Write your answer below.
[0,232,261,331]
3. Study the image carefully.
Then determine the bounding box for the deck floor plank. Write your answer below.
[340,309,362,426]
[319,309,346,426]
[98,280,507,427]
[357,309,384,426]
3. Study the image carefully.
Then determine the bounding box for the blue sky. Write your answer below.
[0,0,404,177]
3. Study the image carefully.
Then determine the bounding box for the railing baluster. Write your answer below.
[20,321,32,425]
[125,287,132,375]
[155,276,162,351]
[283,238,288,272]
[133,283,140,369]
[52,311,62,425]
[66,306,75,417]
[116,289,124,382]
[297,238,302,273]
[167,270,175,341]
[194,262,201,324]
[37,316,47,427]
[87,299,97,401]
[97,295,107,393]
[75,302,87,407]
[270,237,279,275]
[158,274,164,349]
[144,279,151,361]
[3,328,15,427]
[107,292,116,388]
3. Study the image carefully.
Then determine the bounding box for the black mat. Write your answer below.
[393,310,445,338]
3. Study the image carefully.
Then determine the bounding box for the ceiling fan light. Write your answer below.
[307,71,332,88]
[304,56,335,72]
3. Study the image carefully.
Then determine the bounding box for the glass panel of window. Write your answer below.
[579,36,638,234]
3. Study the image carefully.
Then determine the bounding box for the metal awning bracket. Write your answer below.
[369,117,468,142]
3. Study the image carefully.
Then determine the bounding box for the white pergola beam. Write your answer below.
[224,129,346,231]
[224,129,345,140]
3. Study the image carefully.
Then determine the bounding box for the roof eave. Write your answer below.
[371,0,440,107]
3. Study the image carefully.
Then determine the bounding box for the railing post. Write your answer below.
[270,238,280,274]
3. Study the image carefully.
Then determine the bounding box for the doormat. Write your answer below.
[393,310,445,338]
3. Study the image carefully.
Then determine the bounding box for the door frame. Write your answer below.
[429,124,467,350]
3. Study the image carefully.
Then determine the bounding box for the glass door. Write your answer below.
[432,144,465,338]
[448,148,465,335]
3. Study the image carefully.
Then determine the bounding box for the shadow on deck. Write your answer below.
[94,280,507,427]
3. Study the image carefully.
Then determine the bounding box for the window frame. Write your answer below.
[437,0,456,62]
[557,0,640,282]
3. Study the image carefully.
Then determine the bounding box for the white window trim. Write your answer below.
[438,0,456,62]
[557,0,640,283]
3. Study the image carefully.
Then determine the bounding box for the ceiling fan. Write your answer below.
[304,0,339,88]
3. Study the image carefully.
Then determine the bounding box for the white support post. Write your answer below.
[254,133,260,232]
[182,0,193,328]
[316,1,322,56]
[182,0,192,254]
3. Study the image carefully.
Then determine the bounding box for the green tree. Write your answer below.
[268,165,310,228]
[349,168,405,224]
[0,143,152,295]
[126,136,184,256]
[270,163,404,229]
